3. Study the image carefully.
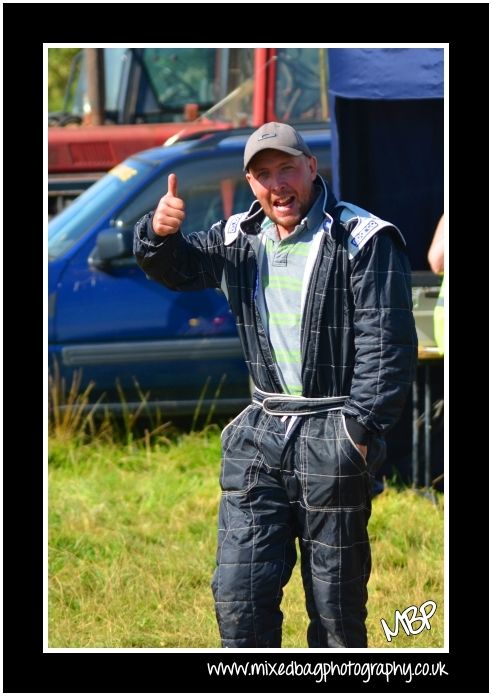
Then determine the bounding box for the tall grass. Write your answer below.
[49,431,444,648]
[48,364,176,449]
[48,362,105,442]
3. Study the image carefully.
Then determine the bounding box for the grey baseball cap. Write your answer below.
[243,122,313,171]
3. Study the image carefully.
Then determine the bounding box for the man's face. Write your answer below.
[246,150,318,235]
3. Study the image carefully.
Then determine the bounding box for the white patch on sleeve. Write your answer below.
[336,201,405,259]
[224,212,248,246]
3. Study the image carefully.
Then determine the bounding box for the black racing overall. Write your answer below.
[134,177,417,648]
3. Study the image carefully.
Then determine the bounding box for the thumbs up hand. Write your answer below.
[152,173,186,236]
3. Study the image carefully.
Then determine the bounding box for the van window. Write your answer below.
[48,159,156,259]
[114,153,255,235]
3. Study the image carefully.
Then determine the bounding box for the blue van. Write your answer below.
[48,126,333,415]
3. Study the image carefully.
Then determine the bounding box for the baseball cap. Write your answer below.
[243,122,313,171]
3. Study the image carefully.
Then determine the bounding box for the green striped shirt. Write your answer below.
[258,190,324,394]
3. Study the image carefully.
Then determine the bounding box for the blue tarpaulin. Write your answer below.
[329,48,444,100]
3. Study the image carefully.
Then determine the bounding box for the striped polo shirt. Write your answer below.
[256,189,324,395]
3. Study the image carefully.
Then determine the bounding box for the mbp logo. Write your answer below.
[380,600,437,642]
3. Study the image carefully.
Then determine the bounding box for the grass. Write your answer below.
[48,429,444,649]
[49,430,220,647]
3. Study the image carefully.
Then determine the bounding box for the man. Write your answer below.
[134,122,417,648]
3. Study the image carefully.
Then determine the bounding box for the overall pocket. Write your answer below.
[300,413,369,511]
[341,414,387,473]
[341,413,368,471]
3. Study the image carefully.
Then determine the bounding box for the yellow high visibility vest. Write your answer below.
[434,275,444,355]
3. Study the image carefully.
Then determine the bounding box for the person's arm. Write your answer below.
[427,215,444,274]
[134,173,226,292]
[342,229,418,437]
